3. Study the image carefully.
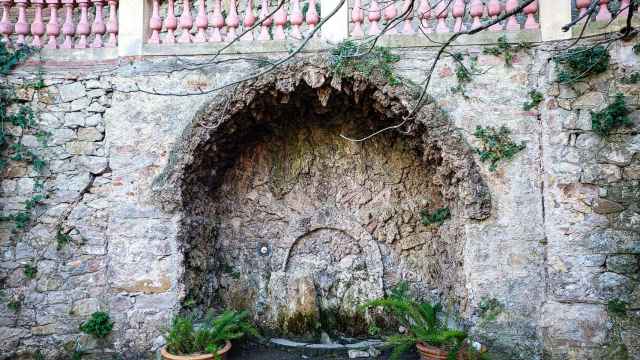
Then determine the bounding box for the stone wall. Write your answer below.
[0,38,638,359]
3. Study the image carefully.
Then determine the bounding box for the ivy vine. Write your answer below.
[0,43,49,311]
[0,43,49,238]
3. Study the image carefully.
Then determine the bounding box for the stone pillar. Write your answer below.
[117,0,150,56]
[539,0,572,41]
[320,0,348,43]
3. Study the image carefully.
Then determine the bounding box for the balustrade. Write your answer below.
[0,0,118,49]
[348,0,541,37]
[147,0,321,45]
[0,0,635,55]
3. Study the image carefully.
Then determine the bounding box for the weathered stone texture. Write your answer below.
[0,39,639,360]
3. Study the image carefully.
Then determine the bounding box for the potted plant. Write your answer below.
[161,310,258,360]
[362,283,488,360]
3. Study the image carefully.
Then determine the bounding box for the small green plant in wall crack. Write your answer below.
[23,262,37,279]
[591,93,632,137]
[420,207,451,226]
[80,311,114,339]
[483,35,531,66]
[473,125,526,172]
[607,299,629,317]
[329,40,401,85]
[554,45,610,84]
[523,90,544,111]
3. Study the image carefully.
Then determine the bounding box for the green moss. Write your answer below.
[284,311,319,337]
[319,306,369,338]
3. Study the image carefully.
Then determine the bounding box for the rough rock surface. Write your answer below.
[0,39,638,360]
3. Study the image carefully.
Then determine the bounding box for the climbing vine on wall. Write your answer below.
[0,43,49,311]
[554,45,610,84]
[0,43,49,239]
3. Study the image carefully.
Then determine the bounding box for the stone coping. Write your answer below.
[26,16,637,65]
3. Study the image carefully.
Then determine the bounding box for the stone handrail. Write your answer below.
[348,0,539,38]
[0,0,635,59]
[0,0,118,49]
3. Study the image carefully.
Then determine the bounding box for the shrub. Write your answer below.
[165,310,258,356]
[80,311,114,339]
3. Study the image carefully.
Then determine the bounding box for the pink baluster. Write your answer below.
[306,0,319,31]
[226,0,241,41]
[242,0,256,41]
[61,0,74,48]
[418,0,432,33]
[469,0,483,29]
[0,0,11,46]
[368,0,381,35]
[91,0,106,48]
[194,0,208,42]
[165,0,177,43]
[505,0,520,31]
[575,0,590,16]
[31,0,46,47]
[14,0,28,46]
[148,0,161,44]
[452,0,466,32]
[258,0,272,40]
[273,2,287,40]
[619,0,630,18]
[401,0,414,35]
[383,0,397,34]
[210,0,224,42]
[523,0,539,30]
[487,0,503,31]
[289,0,303,39]
[46,0,61,48]
[106,0,117,47]
[435,0,448,33]
[596,0,611,21]
[351,0,364,37]
[76,0,90,48]
[178,0,193,43]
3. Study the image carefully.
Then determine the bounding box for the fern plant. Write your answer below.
[165,310,258,357]
[362,282,469,360]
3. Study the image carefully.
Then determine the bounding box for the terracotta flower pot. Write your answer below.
[160,341,232,360]
[416,341,467,360]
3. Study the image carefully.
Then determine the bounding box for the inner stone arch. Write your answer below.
[156,61,491,338]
